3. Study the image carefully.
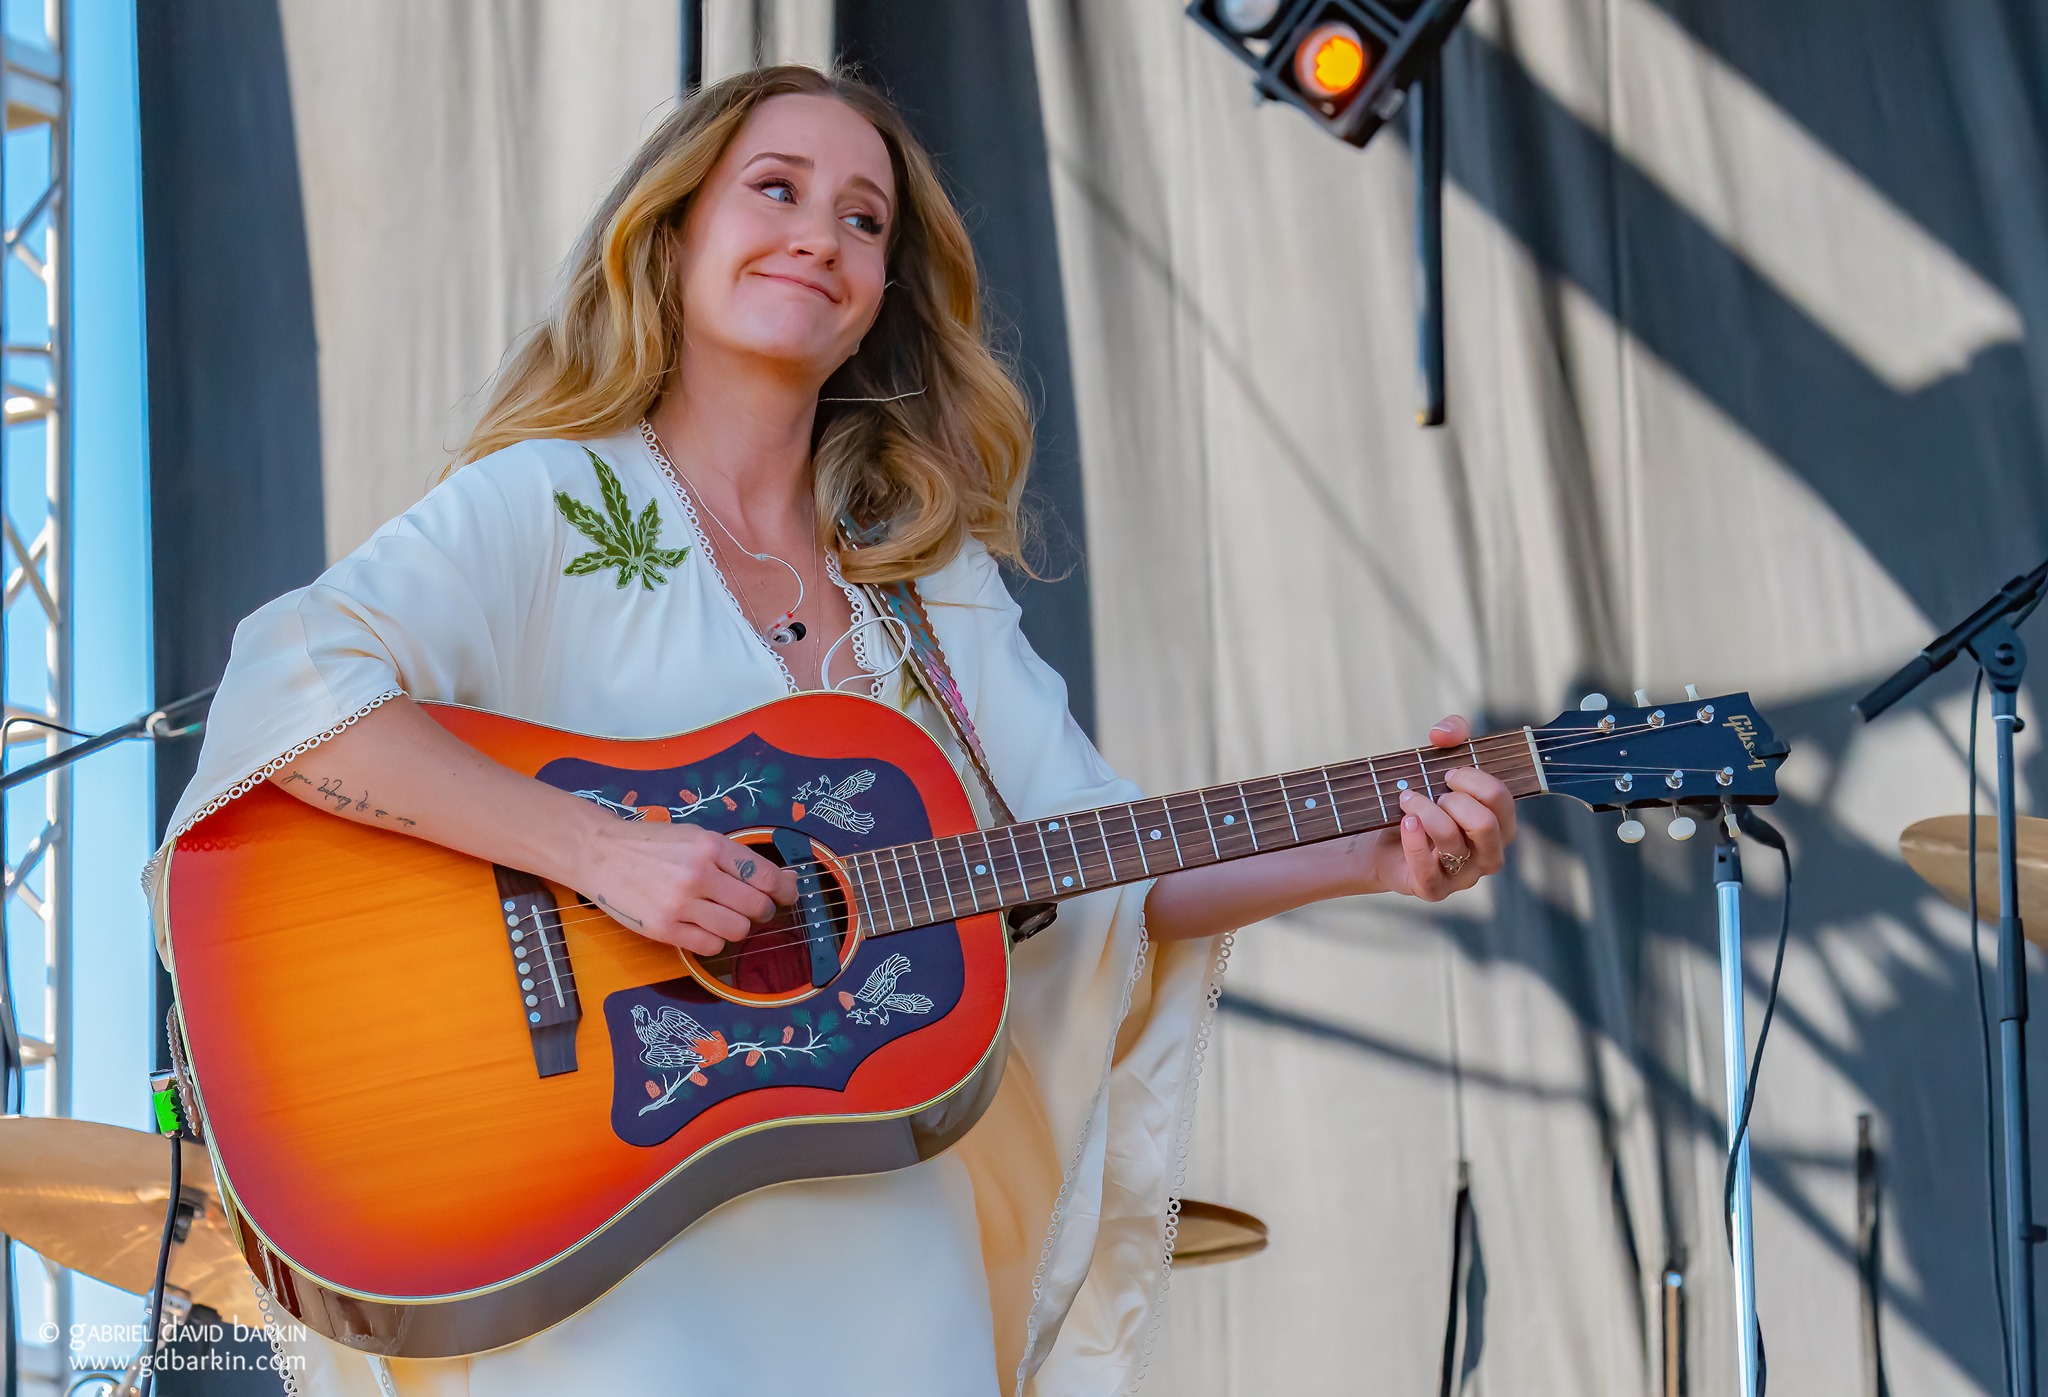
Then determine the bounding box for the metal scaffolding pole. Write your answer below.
[1,1,73,1392]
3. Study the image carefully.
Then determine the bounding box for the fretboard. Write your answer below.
[839,729,1548,937]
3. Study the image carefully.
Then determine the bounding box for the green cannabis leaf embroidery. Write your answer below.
[555,449,689,589]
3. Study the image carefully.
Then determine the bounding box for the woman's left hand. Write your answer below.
[1359,714,1518,902]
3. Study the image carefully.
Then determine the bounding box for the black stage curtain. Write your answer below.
[138,0,328,1066]
[836,0,1097,735]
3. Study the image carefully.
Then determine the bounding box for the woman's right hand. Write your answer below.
[578,820,799,955]
[263,698,799,956]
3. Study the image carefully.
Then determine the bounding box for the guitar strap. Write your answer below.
[843,525,1057,943]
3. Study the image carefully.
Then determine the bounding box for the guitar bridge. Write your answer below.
[492,865,581,1077]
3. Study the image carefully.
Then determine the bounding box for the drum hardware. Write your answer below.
[1860,554,2048,1397]
[0,1116,258,1326]
[1172,1200,1269,1267]
[1900,815,2048,942]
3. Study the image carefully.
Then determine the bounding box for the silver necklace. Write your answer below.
[640,420,815,645]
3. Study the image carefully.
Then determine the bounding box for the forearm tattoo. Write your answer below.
[278,769,418,827]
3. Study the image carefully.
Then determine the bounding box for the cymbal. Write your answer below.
[1900,815,2048,945]
[0,1116,259,1324]
[1174,1199,1269,1267]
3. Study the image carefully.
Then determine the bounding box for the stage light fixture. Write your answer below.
[1185,0,1477,426]
[1217,0,1287,36]
[1293,21,1369,100]
[1186,0,1470,148]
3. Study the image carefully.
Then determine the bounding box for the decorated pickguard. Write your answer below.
[535,735,966,1149]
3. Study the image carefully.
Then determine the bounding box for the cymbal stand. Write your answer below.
[114,1286,189,1397]
[1857,559,2048,1397]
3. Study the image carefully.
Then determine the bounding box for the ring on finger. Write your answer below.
[1437,850,1470,878]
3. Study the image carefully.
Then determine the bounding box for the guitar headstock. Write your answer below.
[1531,689,1787,838]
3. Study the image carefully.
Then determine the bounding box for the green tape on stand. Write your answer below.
[149,1071,183,1138]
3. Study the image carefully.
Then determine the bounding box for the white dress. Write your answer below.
[147,427,1230,1397]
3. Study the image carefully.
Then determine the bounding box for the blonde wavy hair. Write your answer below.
[460,64,1033,583]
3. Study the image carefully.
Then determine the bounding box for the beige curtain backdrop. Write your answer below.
[247,1,2048,1389]
[1026,0,2048,1393]
[701,0,835,80]
[274,0,681,563]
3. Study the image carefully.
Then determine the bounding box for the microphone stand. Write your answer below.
[0,685,213,1397]
[1856,559,2048,1397]
[1716,813,1761,1397]
[0,687,213,794]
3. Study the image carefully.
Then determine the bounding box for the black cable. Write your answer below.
[1966,665,2015,1391]
[0,716,92,744]
[1722,807,1791,1226]
[137,1136,180,1397]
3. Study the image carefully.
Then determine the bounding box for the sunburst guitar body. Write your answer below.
[159,688,1786,1358]
[162,695,1010,1359]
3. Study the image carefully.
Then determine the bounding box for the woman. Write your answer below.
[150,65,1516,1396]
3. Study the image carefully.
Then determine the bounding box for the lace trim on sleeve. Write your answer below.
[1010,920,1238,1396]
[1124,930,1236,1394]
[1014,922,1154,1397]
[139,688,406,898]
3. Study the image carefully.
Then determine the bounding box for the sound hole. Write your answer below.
[694,835,854,999]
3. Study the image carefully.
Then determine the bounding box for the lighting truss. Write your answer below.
[1,1,73,1393]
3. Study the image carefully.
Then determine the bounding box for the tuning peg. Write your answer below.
[1667,812,1697,841]
[1617,816,1646,843]
[1685,684,1701,702]
[1633,689,1650,707]
[1580,693,1609,712]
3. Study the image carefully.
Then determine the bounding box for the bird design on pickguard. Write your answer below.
[839,953,934,1026]
[791,770,878,833]
[630,1004,726,1078]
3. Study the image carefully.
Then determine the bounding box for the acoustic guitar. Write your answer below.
[159,689,1786,1357]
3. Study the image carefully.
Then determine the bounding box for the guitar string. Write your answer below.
[511,718,1681,919]
[528,718,1624,906]
[503,723,1643,946]
[505,722,1707,952]
[504,758,1547,961]
[488,718,1724,959]
[503,745,1552,959]
[504,752,1743,980]
[528,729,1546,922]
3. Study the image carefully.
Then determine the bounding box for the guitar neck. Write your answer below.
[839,728,1549,937]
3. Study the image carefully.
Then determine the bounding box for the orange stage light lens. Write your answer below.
[1294,22,1369,99]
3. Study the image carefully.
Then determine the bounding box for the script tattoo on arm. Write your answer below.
[293,772,417,827]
